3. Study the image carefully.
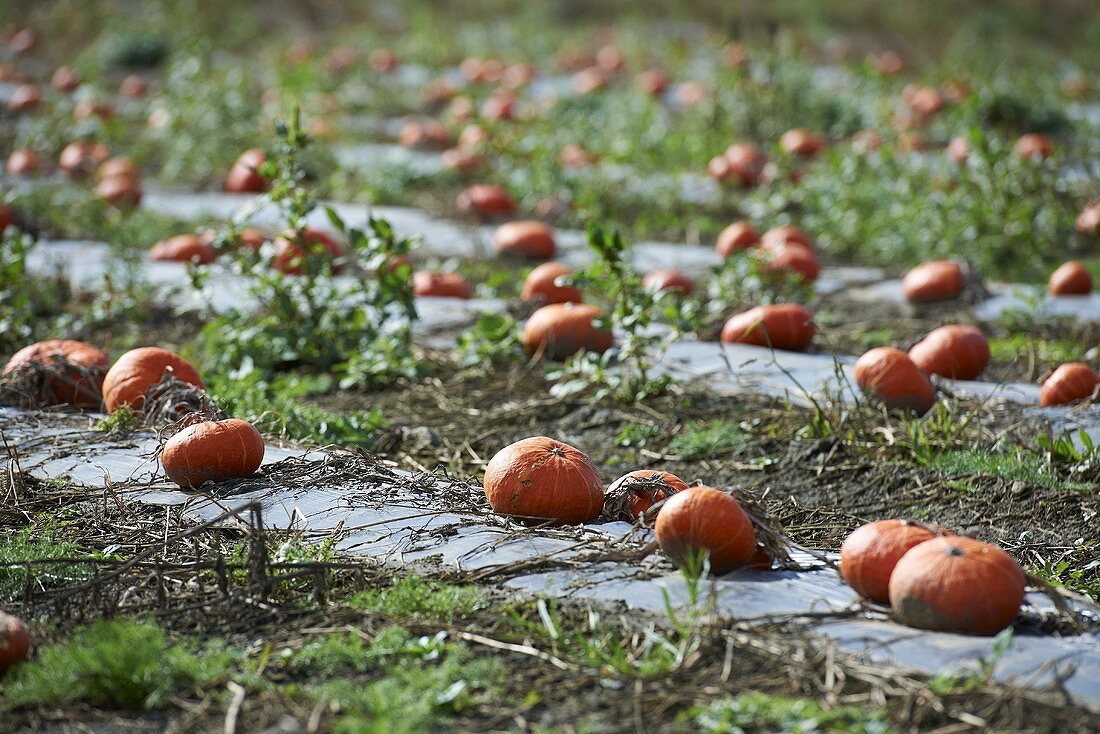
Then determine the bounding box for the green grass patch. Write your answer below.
[348,575,486,622]
[694,691,892,733]
[669,420,749,458]
[3,619,240,711]
[988,334,1082,364]
[0,524,88,600]
[928,448,1089,490]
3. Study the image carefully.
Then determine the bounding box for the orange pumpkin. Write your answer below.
[398,119,453,150]
[905,86,944,117]
[522,303,612,360]
[596,44,625,74]
[1077,200,1100,235]
[635,69,669,96]
[1015,133,1053,160]
[369,48,399,72]
[947,136,970,165]
[521,263,583,305]
[272,228,344,275]
[0,612,30,673]
[456,184,517,218]
[715,221,760,257]
[102,347,204,414]
[3,339,109,408]
[758,242,821,283]
[150,233,219,265]
[607,469,689,520]
[571,67,607,95]
[642,269,693,295]
[1040,363,1100,407]
[760,225,815,252]
[851,129,882,152]
[96,172,142,208]
[655,486,756,574]
[161,418,265,488]
[58,141,109,177]
[6,148,39,175]
[480,93,516,121]
[720,304,815,351]
[839,520,938,603]
[889,536,1025,635]
[8,83,41,111]
[118,73,148,98]
[559,144,598,169]
[854,347,936,415]
[723,143,767,187]
[483,436,603,525]
[908,325,990,380]
[493,221,556,260]
[413,271,473,299]
[441,148,483,172]
[779,129,825,157]
[901,260,964,303]
[225,148,267,193]
[50,65,80,92]
[1048,261,1092,296]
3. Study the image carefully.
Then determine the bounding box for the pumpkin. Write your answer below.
[6,148,39,175]
[493,221,556,260]
[635,69,669,96]
[0,612,30,673]
[905,86,944,117]
[0,205,11,234]
[707,155,732,182]
[854,347,936,415]
[1040,363,1100,407]
[779,129,825,157]
[1077,200,1100,235]
[720,304,816,352]
[1048,261,1092,296]
[97,157,138,182]
[502,63,536,90]
[723,143,767,187]
[118,73,148,98]
[413,271,473,299]
[8,83,42,111]
[901,260,964,303]
[1015,133,1053,160]
[51,65,80,92]
[441,148,483,172]
[59,141,110,177]
[369,48,399,72]
[908,325,990,380]
[521,263,583,305]
[272,228,344,275]
[839,520,938,603]
[96,173,142,208]
[523,303,612,360]
[3,339,109,408]
[871,50,905,75]
[852,129,882,152]
[676,80,707,107]
[102,347,204,414]
[642,269,693,295]
[758,242,821,283]
[596,45,626,73]
[456,184,517,218]
[225,148,267,193]
[483,436,603,525]
[715,221,760,257]
[398,119,453,150]
[655,486,756,574]
[150,233,219,265]
[760,225,814,252]
[458,124,489,151]
[889,536,1025,635]
[481,93,516,122]
[607,469,689,520]
[74,98,115,122]
[9,28,36,54]
[559,144,598,169]
[161,418,265,488]
[571,67,607,94]
[721,42,748,68]
[947,136,970,165]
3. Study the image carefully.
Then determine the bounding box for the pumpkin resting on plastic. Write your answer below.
[1040,363,1100,407]
[2,339,109,408]
[720,304,815,352]
[902,261,964,304]
[854,347,936,415]
[150,233,219,264]
[839,520,938,603]
[225,148,268,193]
[521,263,583,305]
[522,303,612,360]
[1048,261,1092,296]
[908,325,990,380]
[493,221,556,260]
[0,612,30,673]
[607,469,689,520]
[655,486,756,574]
[889,536,1025,635]
[272,229,344,275]
[483,436,603,525]
[456,184,517,218]
[413,271,473,299]
[642,269,693,295]
[714,221,760,257]
[161,418,265,488]
[102,347,204,414]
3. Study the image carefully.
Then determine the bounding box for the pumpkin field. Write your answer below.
[3,1,1100,731]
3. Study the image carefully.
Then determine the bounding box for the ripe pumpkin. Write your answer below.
[398,119,453,150]
[74,98,115,122]
[272,228,344,275]
[480,93,516,122]
[483,436,603,525]
[761,225,814,252]
[8,83,42,111]
[723,143,767,187]
[413,271,473,299]
[908,325,990,380]
[0,612,30,673]
[1077,200,1100,235]
[559,144,598,169]
[51,65,80,92]
[118,73,148,98]
[1015,133,1053,160]
[889,536,1025,635]
[839,520,938,603]
[607,469,689,520]
[225,148,267,193]
[854,347,936,415]
[102,347,204,414]
[493,221,556,260]
[571,67,607,95]
[901,260,964,303]
[58,140,109,177]
[1040,363,1100,407]
[905,86,944,117]
[635,69,669,96]
[947,136,970,165]
[715,221,760,257]
[523,303,612,360]
[6,148,39,176]
[642,269,693,295]
[3,339,109,408]
[521,263,583,305]
[96,170,142,208]
[441,148,483,172]
[456,184,517,218]
[369,48,399,72]
[161,418,265,488]
[150,233,218,265]
[596,44,626,73]
[720,304,815,352]
[779,129,825,157]
[1048,261,1092,296]
[759,242,821,283]
[851,129,882,152]
[458,124,489,151]
[655,486,756,574]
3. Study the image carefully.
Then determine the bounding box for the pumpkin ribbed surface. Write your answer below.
[483,436,603,525]
[3,339,109,408]
[1040,363,1100,407]
[102,347,204,414]
[161,418,264,488]
[839,520,938,603]
[720,304,815,352]
[908,325,990,380]
[655,486,756,574]
[521,263,583,305]
[902,261,964,303]
[522,303,612,360]
[493,221,556,259]
[854,347,936,415]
